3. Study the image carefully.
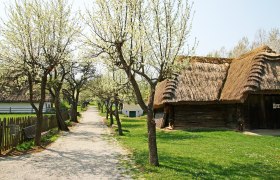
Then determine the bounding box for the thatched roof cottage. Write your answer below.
[154,46,280,130]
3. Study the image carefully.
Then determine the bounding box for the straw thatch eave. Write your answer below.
[153,56,231,108]
[220,46,280,102]
[154,79,168,108]
[167,62,230,103]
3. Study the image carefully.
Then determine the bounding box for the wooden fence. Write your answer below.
[0,107,54,114]
[0,111,69,154]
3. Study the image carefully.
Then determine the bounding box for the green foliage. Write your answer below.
[41,129,59,143]
[60,100,70,110]
[116,117,280,179]
[16,128,59,151]
[16,140,34,151]
[99,112,107,118]
[77,105,87,113]
[64,120,73,127]
[89,101,97,106]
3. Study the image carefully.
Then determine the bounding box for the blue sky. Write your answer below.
[1,0,280,56]
[191,0,280,55]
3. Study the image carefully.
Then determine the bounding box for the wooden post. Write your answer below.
[260,94,267,128]
[0,121,3,155]
[162,105,169,128]
[3,118,7,152]
[237,105,244,131]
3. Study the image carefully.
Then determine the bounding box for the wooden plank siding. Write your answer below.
[244,94,280,129]
[173,105,236,129]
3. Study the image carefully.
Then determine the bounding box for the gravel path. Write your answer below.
[0,107,131,180]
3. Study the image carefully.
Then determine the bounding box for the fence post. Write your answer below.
[9,107,11,113]
[0,121,2,155]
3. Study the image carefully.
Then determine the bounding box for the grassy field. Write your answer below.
[114,116,280,179]
[0,114,36,119]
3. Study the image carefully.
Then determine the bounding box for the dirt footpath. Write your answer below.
[0,107,131,180]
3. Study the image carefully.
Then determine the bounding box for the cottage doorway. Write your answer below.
[247,94,280,129]
[129,111,136,117]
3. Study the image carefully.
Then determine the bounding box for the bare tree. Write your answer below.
[251,29,267,48]
[228,37,250,58]
[1,0,79,145]
[212,28,280,58]
[84,0,193,166]
[266,28,280,53]
[207,46,228,58]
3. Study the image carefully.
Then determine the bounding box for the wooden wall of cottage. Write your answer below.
[171,104,237,129]
[154,104,239,129]
[243,94,280,129]
[155,94,280,130]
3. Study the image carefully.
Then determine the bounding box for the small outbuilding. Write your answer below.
[0,94,52,113]
[154,46,280,130]
[122,103,144,117]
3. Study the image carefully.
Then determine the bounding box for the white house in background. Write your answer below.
[0,95,52,113]
[122,103,143,117]
[0,102,52,113]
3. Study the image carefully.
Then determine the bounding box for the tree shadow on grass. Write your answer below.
[157,131,203,142]
[122,123,144,129]
[158,154,280,179]
[122,118,144,123]
[181,128,233,133]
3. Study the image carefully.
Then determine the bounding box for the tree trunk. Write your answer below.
[105,99,110,119]
[70,101,79,123]
[109,103,114,126]
[147,107,159,166]
[98,102,101,110]
[101,102,104,113]
[115,35,160,166]
[34,112,43,146]
[147,88,159,166]
[33,74,48,146]
[114,94,123,135]
[54,95,69,131]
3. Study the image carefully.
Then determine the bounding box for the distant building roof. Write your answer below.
[0,91,51,103]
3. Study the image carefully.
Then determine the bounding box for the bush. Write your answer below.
[16,140,34,151]
[60,100,70,110]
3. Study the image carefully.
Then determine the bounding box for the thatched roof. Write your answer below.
[166,62,230,103]
[0,90,51,103]
[154,79,168,108]
[220,46,280,102]
[154,46,280,107]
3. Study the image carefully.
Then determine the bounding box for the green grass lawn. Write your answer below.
[115,116,280,179]
[0,114,36,119]
[0,113,56,121]
[77,105,88,113]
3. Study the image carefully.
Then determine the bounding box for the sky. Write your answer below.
[190,0,280,55]
[0,0,280,56]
